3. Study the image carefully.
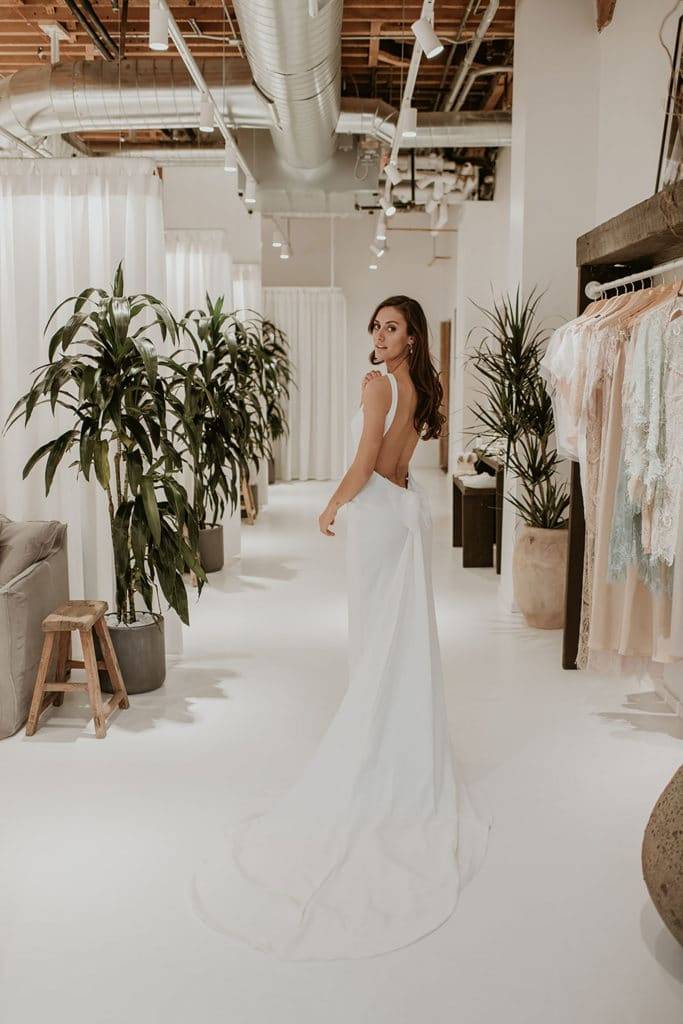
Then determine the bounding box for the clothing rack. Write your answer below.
[584,254,683,299]
[563,180,683,669]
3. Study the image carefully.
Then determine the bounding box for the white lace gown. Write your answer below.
[190,366,492,960]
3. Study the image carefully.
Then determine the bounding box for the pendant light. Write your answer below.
[244,177,256,205]
[370,243,385,258]
[411,17,444,59]
[385,160,402,187]
[369,263,379,271]
[380,195,397,218]
[279,241,291,260]
[400,105,417,139]
[199,93,214,133]
[149,0,169,51]
[224,144,237,173]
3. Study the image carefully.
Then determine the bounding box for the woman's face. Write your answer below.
[370,306,410,362]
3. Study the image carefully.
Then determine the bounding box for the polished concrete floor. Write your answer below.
[1,469,682,1023]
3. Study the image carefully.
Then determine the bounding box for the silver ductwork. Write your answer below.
[337,99,511,148]
[0,58,269,139]
[232,0,343,170]
[0,61,510,153]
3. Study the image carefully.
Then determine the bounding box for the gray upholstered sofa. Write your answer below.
[0,515,69,738]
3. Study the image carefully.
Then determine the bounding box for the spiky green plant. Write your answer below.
[467,287,570,530]
[4,263,206,624]
[169,296,272,530]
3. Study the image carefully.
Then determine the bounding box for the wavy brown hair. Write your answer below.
[367,295,446,440]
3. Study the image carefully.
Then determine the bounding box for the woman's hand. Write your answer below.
[361,369,382,398]
[319,502,338,537]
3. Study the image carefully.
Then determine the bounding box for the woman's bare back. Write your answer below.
[375,373,420,488]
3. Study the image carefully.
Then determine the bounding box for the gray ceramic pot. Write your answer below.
[198,524,224,573]
[97,612,166,694]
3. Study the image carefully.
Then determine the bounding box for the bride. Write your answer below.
[191,295,491,960]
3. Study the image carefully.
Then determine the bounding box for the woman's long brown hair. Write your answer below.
[367,295,446,441]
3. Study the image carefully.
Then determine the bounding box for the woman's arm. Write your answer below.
[318,376,390,536]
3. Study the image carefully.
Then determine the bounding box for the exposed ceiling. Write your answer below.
[0,1,515,114]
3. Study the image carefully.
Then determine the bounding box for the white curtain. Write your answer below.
[263,287,347,481]
[0,158,181,646]
[165,229,233,318]
[233,263,262,316]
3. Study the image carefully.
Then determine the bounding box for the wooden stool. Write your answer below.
[452,475,497,568]
[25,601,129,739]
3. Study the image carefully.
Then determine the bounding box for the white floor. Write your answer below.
[1,470,682,1024]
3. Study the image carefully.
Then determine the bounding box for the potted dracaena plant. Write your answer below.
[467,288,570,629]
[4,263,206,693]
[237,310,294,486]
[170,296,274,571]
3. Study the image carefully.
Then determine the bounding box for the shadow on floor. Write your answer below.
[18,666,238,741]
[595,691,683,739]
[639,900,683,982]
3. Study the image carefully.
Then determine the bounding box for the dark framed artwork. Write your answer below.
[656,15,683,192]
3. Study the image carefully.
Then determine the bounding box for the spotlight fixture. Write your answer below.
[376,214,387,241]
[271,225,283,248]
[380,196,397,217]
[369,263,379,271]
[199,93,214,133]
[279,241,291,260]
[411,16,444,59]
[148,0,169,51]
[435,200,449,230]
[400,105,417,139]
[244,177,257,205]
[425,197,437,214]
[370,243,385,258]
[384,160,402,186]
[433,176,444,201]
[224,145,237,173]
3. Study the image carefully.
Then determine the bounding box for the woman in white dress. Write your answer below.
[191,296,491,960]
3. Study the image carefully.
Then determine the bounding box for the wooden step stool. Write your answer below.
[25,600,129,739]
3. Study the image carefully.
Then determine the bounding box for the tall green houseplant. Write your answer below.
[5,264,205,627]
[467,288,569,529]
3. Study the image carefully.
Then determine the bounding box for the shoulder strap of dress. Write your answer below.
[384,372,398,433]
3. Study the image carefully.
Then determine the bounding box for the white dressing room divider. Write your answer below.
[0,158,184,655]
[263,287,348,482]
[166,229,233,315]
[233,263,269,506]
[165,229,241,558]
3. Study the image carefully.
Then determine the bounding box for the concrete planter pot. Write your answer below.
[642,765,683,948]
[198,524,224,573]
[512,525,568,629]
[97,612,166,694]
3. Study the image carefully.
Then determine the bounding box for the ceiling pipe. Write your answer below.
[441,0,500,111]
[433,0,479,111]
[78,0,120,58]
[231,0,343,170]
[0,125,49,157]
[62,0,116,60]
[452,64,512,112]
[157,0,255,182]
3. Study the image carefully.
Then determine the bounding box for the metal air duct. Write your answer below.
[231,0,343,170]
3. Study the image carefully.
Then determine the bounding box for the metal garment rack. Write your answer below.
[562,180,683,669]
[584,254,683,299]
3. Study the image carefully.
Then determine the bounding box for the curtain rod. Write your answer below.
[585,255,683,299]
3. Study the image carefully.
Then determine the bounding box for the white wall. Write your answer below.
[451,148,511,461]
[162,166,262,264]
[596,0,678,223]
[262,212,458,469]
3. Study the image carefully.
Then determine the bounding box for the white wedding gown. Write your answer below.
[191,365,491,960]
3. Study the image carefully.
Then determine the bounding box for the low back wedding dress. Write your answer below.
[191,362,491,960]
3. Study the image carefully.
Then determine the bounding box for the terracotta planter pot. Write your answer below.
[198,524,224,573]
[512,525,568,629]
[642,765,683,948]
